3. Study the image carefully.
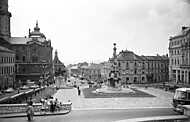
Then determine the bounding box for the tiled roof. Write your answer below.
[142,56,168,61]
[117,50,143,61]
[170,27,190,39]
[0,45,14,53]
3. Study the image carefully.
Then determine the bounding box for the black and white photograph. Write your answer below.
[0,0,190,121]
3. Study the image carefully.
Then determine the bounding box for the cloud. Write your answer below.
[9,0,190,65]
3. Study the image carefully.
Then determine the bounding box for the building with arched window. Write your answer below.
[0,44,15,90]
[9,22,53,86]
[109,48,169,84]
[169,26,190,84]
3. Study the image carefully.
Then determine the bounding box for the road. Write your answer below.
[0,108,179,122]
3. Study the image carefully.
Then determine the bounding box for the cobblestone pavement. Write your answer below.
[53,85,174,110]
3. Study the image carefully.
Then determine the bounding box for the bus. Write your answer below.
[173,88,190,113]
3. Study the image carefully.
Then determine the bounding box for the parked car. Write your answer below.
[20,85,30,90]
[29,84,39,89]
[4,88,14,93]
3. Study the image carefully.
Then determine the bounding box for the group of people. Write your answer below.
[25,97,62,121]
[40,97,62,113]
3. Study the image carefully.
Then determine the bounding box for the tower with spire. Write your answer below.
[107,43,121,88]
[53,50,66,77]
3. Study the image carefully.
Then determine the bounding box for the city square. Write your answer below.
[0,0,190,121]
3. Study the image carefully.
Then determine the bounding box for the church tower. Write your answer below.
[0,0,11,41]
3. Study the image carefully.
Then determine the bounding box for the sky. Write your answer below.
[9,0,190,65]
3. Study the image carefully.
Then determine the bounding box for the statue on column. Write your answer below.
[108,43,121,89]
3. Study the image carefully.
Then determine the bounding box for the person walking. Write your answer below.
[26,102,34,121]
[77,86,80,96]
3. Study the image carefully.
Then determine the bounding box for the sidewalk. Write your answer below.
[0,110,71,118]
[115,115,189,122]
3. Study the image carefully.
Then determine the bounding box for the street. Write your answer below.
[0,108,179,122]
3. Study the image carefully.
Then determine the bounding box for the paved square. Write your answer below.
[53,85,174,110]
[82,87,155,98]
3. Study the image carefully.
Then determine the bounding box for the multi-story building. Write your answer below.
[0,45,15,90]
[143,55,169,83]
[9,22,53,86]
[80,63,101,82]
[0,0,16,90]
[99,61,112,82]
[169,26,190,84]
[115,49,147,84]
[109,46,169,84]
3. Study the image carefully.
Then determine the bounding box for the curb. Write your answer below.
[115,115,189,122]
[72,107,172,111]
[0,110,71,118]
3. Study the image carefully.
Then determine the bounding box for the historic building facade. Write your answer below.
[109,45,169,84]
[80,63,101,82]
[9,22,53,86]
[0,45,15,90]
[115,49,147,84]
[169,26,190,84]
[0,0,16,90]
[143,55,169,83]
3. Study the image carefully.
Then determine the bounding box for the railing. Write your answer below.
[0,102,72,114]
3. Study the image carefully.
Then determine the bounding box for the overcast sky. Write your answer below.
[9,0,190,65]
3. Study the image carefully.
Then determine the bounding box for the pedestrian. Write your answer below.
[78,88,81,96]
[40,99,46,114]
[44,98,49,112]
[54,98,59,111]
[26,102,34,121]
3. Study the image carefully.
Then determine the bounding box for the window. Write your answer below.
[22,56,26,62]
[16,55,19,60]
[142,62,145,69]
[134,62,137,67]
[126,62,129,69]
[22,68,25,73]
[32,56,38,62]
[142,77,145,81]
[118,62,121,67]
[134,69,137,74]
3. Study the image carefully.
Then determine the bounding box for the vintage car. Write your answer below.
[173,88,190,113]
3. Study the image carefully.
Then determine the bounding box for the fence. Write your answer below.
[0,102,72,114]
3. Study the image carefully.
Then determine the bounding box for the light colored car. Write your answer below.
[20,85,30,90]
[29,85,39,89]
[4,88,14,93]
